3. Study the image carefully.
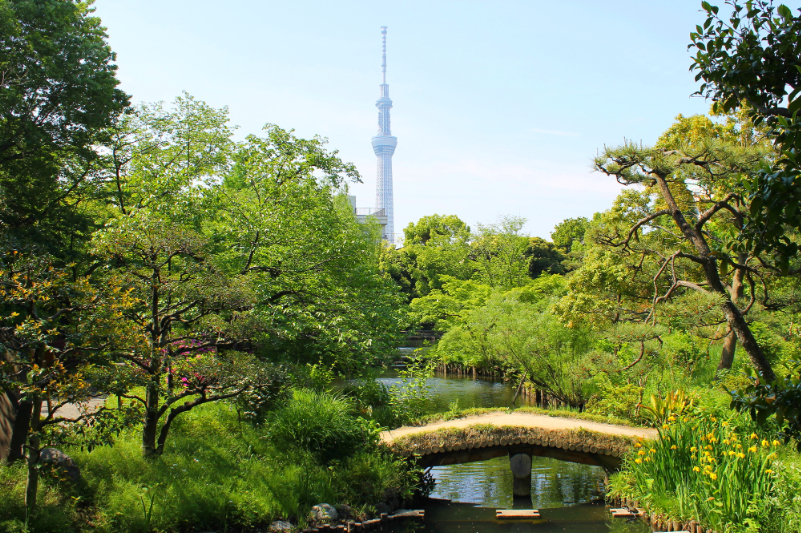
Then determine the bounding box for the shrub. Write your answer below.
[267,389,379,463]
[234,363,292,424]
[334,451,419,508]
[586,382,644,422]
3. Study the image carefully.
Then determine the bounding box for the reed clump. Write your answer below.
[610,413,781,532]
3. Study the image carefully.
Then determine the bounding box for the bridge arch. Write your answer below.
[381,413,657,497]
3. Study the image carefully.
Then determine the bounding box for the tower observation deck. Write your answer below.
[372,26,397,241]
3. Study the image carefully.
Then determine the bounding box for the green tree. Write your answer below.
[0,250,132,508]
[208,125,403,371]
[525,237,567,278]
[551,217,590,253]
[408,276,492,330]
[0,0,128,251]
[471,215,530,290]
[93,96,279,457]
[690,0,801,265]
[590,133,777,380]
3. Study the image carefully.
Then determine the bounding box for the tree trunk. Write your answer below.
[142,380,160,457]
[25,397,42,511]
[718,327,737,371]
[653,173,775,381]
[718,254,746,371]
[722,299,775,380]
[6,394,32,464]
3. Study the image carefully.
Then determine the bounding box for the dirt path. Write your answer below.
[381,412,658,443]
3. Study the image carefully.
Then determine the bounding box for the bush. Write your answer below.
[267,389,379,463]
[334,451,420,510]
[234,363,292,424]
[586,381,643,422]
[342,378,392,412]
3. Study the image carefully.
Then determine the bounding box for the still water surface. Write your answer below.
[372,371,649,533]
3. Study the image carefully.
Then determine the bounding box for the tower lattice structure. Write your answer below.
[371,26,397,241]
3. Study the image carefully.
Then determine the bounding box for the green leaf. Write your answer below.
[777,4,792,21]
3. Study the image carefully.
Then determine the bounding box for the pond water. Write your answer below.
[374,371,535,412]
[371,370,650,533]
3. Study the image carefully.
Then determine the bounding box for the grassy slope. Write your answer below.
[0,400,412,533]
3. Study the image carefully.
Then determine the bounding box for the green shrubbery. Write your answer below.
[267,389,380,463]
[0,392,421,533]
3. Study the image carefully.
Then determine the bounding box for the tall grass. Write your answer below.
[0,395,416,533]
[611,413,779,532]
[267,389,378,463]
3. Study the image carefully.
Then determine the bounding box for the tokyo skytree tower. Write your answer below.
[371,26,397,241]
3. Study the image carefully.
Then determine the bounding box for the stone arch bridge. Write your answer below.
[381,412,657,498]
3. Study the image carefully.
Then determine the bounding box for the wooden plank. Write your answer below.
[495,509,541,519]
[391,510,424,519]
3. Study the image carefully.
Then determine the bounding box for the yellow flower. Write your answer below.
[749,446,758,453]
[638,450,646,456]
[710,472,718,480]
[663,424,670,429]
[722,421,729,427]
[750,433,758,440]
[705,465,713,471]
[644,457,651,462]
[709,437,718,443]
[668,416,676,422]
[649,449,656,454]
[723,439,730,445]
[772,440,781,447]
[707,497,715,501]
[711,417,717,422]
[693,466,701,472]
[635,459,642,464]
[728,451,736,456]
[635,442,642,448]
[762,440,770,448]
[766,469,774,474]
[737,453,745,459]
[690,446,698,452]
[671,445,678,450]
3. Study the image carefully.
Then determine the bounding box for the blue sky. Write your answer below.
[93,0,712,240]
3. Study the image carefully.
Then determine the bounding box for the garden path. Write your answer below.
[380,412,657,443]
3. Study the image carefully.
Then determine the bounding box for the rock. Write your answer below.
[311,503,338,522]
[374,502,391,515]
[270,520,293,532]
[335,504,351,518]
[39,448,80,483]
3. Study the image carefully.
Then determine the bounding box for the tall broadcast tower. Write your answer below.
[372,26,397,241]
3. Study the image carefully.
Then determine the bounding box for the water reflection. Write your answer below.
[374,374,534,412]
[429,456,605,509]
[389,500,651,533]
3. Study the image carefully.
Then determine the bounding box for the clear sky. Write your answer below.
[93,0,712,241]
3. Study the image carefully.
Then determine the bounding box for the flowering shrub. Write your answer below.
[613,413,779,532]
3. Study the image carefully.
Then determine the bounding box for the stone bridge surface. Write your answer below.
[381,412,657,474]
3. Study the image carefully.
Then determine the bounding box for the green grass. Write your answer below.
[0,395,418,533]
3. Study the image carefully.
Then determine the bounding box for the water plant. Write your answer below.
[612,413,779,532]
